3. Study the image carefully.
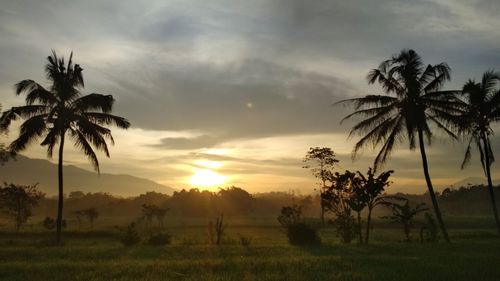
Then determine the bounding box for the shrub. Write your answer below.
[238,235,252,247]
[420,212,439,242]
[147,233,171,246]
[120,223,141,246]
[42,217,66,230]
[278,204,321,245]
[332,213,357,243]
[286,223,321,245]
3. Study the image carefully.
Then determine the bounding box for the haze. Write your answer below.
[1,0,499,195]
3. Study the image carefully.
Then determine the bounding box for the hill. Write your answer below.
[0,155,175,196]
[451,177,500,188]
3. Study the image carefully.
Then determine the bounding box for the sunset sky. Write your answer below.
[1,0,499,194]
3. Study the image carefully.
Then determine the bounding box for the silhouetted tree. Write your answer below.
[277,204,320,245]
[74,210,83,230]
[338,49,462,242]
[214,213,226,245]
[0,51,130,243]
[356,168,393,244]
[458,70,500,234]
[303,147,339,225]
[322,171,358,243]
[83,208,99,230]
[383,198,428,242]
[0,183,43,231]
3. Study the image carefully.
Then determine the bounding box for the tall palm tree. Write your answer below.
[0,51,130,243]
[458,70,500,234]
[338,49,463,243]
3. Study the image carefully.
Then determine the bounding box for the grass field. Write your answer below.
[1,220,499,281]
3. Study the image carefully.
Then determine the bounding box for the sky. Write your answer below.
[1,0,500,195]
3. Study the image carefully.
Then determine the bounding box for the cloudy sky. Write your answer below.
[1,0,499,194]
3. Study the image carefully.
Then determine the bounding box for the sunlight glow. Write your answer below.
[189,169,226,188]
[195,160,223,169]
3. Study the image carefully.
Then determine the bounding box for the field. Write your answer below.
[1,217,500,281]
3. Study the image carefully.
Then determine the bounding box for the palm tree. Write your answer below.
[0,51,130,243]
[356,168,393,244]
[339,49,463,243]
[458,70,500,234]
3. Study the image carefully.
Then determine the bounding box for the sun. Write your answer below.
[189,169,226,188]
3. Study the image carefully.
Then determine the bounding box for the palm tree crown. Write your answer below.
[457,70,500,234]
[459,70,500,170]
[340,49,462,168]
[0,51,130,171]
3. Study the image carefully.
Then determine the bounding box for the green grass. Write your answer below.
[0,223,499,281]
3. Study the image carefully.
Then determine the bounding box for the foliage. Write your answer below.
[277,204,303,227]
[382,198,428,242]
[338,49,460,243]
[322,171,358,243]
[332,213,357,244]
[42,216,66,230]
[141,204,168,234]
[303,147,339,224]
[147,232,172,246]
[356,168,394,244]
[214,213,226,245]
[278,204,321,245]
[457,70,500,234]
[119,222,141,247]
[420,212,439,243]
[0,183,43,231]
[83,208,99,230]
[0,51,130,243]
[238,235,252,247]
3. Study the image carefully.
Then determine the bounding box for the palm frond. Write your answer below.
[72,94,114,113]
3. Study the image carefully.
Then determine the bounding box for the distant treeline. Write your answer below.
[27,185,500,222]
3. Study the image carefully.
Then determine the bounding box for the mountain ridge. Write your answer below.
[0,155,175,196]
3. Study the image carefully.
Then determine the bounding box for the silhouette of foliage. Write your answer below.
[278,204,320,245]
[303,147,339,225]
[457,70,500,234]
[0,51,130,243]
[147,232,171,246]
[0,183,43,231]
[420,212,439,243]
[119,222,141,247]
[338,49,462,243]
[355,168,394,244]
[382,198,428,242]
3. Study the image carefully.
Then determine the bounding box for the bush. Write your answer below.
[332,213,357,243]
[278,204,321,245]
[420,212,439,242]
[238,235,252,247]
[285,222,321,245]
[147,233,171,246]
[42,217,66,230]
[120,223,141,246]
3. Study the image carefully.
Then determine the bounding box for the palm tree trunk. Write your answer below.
[481,133,500,234]
[417,128,451,243]
[56,133,65,244]
[365,206,373,244]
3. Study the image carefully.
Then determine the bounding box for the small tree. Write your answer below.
[356,168,393,244]
[0,183,43,231]
[277,204,320,245]
[303,147,339,225]
[382,198,428,242]
[214,213,226,245]
[74,210,84,230]
[322,171,357,243]
[83,208,99,230]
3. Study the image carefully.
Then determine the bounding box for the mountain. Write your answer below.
[450,177,500,188]
[0,155,175,196]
